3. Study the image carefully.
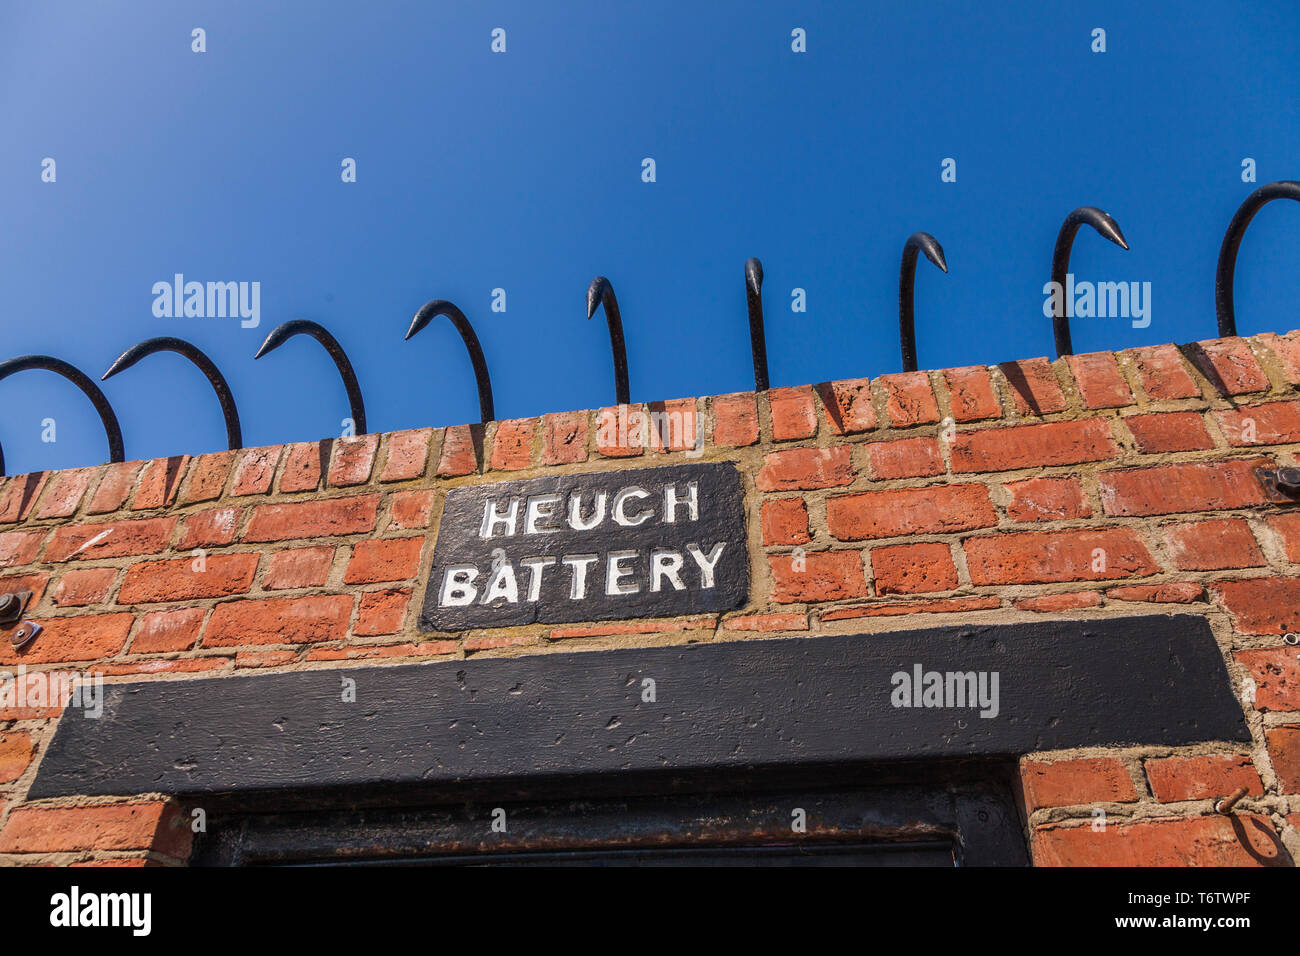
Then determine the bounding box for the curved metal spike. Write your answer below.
[255,319,367,435]
[586,276,630,406]
[1215,181,1300,338]
[745,258,769,391]
[1050,206,1129,358]
[405,300,495,423]
[0,355,125,476]
[899,233,948,373]
[102,337,242,449]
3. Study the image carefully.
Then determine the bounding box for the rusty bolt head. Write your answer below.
[1277,467,1300,492]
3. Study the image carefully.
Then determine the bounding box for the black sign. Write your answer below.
[419,462,748,630]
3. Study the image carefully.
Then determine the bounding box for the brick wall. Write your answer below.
[3,330,1300,865]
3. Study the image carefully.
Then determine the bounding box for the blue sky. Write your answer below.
[2,1,1298,473]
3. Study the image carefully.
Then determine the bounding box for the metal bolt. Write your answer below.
[0,594,15,616]
[1284,632,1300,646]
[1277,467,1300,493]
[1214,786,1249,814]
[9,621,41,649]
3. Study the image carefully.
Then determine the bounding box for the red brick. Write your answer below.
[647,399,700,453]
[36,468,94,518]
[761,498,810,546]
[177,506,241,550]
[1004,476,1091,522]
[827,484,996,541]
[0,802,190,858]
[344,537,423,584]
[1127,344,1200,399]
[355,588,412,635]
[1258,331,1300,385]
[53,567,117,607]
[236,650,299,668]
[964,528,1157,585]
[1192,337,1268,395]
[0,613,133,665]
[1032,814,1286,867]
[756,446,854,492]
[951,419,1116,473]
[768,551,866,603]
[100,658,230,677]
[380,428,433,481]
[1014,591,1103,612]
[943,366,1001,423]
[820,596,1001,620]
[870,542,956,595]
[1106,582,1204,604]
[45,517,176,562]
[305,641,457,662]
[1124,411,1214,452]
[1236,647,1300,710]
[817,379,877,434]
[723,613,809,632]
[1266,512,1300,562]
[877,372,939,426]
[1265,725,1300,794]
[768,387,817,441]
[0,572,48,605]
[999,358,1066,415]
[328,434,379,486]
[0,472,47,522]
[232,446,281,495]
[1215,578,1300,634]
[119,553,259,603]
[263,546,335,590]
[87,462,141,514]
[132,455,189,509]
[389,490,435,530]
[1020,757,1136,811]
[181,450,234,503]
[541,412,588,464]
[1215,401,1300,446]
[204,595,354,647]
[712,392,759,447]
[438,424,481,476]
[243,494,381,542]
[1099,459,1270,516]
[0,730,34,784]
[490,418,537,470]
[0,530,43,568]
[280,441,325,492]
[131,607,205,653]
[1066,351,1133,409]
[594,406,646,458]
[866,437,943,479]
[1145,754,1263,802]
[1163,518,1264,570]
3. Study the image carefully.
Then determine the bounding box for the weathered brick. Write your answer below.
[1065,352,1133,409]
[1127,344,1200,399]
[36,468,94,518]
[1265,511,1300,562]
[87,462,141,514]
[761,498,810,546]
[262,546,334,590]
[1124,411,1214,452]
[1106,582,1204,603]
[0,473,47,522]
[232,446,281,496]
[243,494,380,542]
[1004,476,1091,522]
[1145,754,1263,802]
[756,446,854,491]
[0,730,35,784]
[1214,578,1300,634]
[355,588,412,635]
[132,455,189,509]
[280,441,326,492]
[45,517,176,562]
[1215,401,1300,446]
[1235,647,1300,710]
[0,802,190,858]
[0,613,133,665]
[379,428,433,481]
[490,418,537,470]
[951,419,1116,473]
[389,490,435,530]
[53,567,117,606]
[594,405,646,458]
[964,528,1157,585]
[878,372,939,426]
[1099,459,1270,516]
[768,551,866,603]
[176,506,241,550]
[827,484,996,541]
[1163,518,1263,570]
[328,434,379,486]
[541,411,588,464]
[344,537,423,584]
[181,450,234,503]
[1192,337,1268,395]
[119,553,259,604]
[768,387,817,441]
[647,399,700,453]
[999,358,1066,415]
[131,607,205,653]
[438,424,481,476]
[1258,331,1300,385]
[204,595,354,647]
[820,596,1001,620]
[866,437,943,480]
[1032,815,1286,867]
[723,612,809,632]
[817,379,877,434]
[711,392,759,447]
[1014,591,1102,612]
[0,530,44,568]
[943,366,1001,423]
[870,542,956,595]
[1020,757,1136,811]
[1265,725,1300,794]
